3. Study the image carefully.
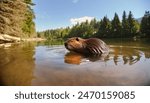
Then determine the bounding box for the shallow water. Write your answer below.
[0,39,150,86]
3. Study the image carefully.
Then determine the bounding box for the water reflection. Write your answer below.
[110,46,142,65]
[64,46,150,66]
[64,52,109,64]
[0,42,35,86]
[0,39,150,86]
[65,52,83,65]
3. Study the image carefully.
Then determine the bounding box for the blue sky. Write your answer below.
[33,0,150,31]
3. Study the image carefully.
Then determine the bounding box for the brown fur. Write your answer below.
[64,37,109,54]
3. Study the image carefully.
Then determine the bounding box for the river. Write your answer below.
[0,39,150,86]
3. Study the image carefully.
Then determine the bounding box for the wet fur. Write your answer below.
[64,37,109,54]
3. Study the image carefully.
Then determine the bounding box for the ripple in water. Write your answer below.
[0,40,150,86]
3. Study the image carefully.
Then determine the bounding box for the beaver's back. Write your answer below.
[64,37,109,55]
[85,38,109,54]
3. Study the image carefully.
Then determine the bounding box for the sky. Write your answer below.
[32,0,150,31]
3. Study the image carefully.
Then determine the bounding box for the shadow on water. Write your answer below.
[0,39,150,86]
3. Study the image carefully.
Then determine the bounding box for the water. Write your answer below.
[0,39,150,86]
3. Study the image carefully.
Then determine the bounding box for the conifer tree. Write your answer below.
[140,11,150,37]
[122,11,129,37]
[0,0,36,38]
[127,11,139,37]
[111,13,122,37]
[22,0,36,37]
[97,16,111,38]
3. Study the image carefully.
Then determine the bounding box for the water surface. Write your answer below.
[0,39,150,86]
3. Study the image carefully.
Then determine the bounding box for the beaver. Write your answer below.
[64,37,109,55]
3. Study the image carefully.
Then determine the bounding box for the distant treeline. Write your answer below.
[37,11,150,39]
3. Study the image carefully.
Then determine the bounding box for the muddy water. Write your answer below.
[0,39,150,86]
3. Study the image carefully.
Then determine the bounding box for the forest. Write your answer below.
[0,1,149,41]
[37,11,150,40]
[0,0,36,38]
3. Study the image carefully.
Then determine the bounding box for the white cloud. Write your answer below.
[72,0,79,3]
[70,16,94,25]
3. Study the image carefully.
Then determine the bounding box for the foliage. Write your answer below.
[68,20,95,38]
[22,0,36,38]
[37,11,149,39]
[0,0,35,38]
[127,11,139,37]
[96,16,111,38]
[122,11,129,37]
[111,13,122,37]
[140,11,150,37]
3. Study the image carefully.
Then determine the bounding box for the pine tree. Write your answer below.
[22,0,36,37]
[37,11,143,39]
[140,11,150,37]
[111,13,122,37]
[97,16,111,38]
[0,0,36,38]
[122,11,129,37]
[90,18,98,34]
[127,11,139,37]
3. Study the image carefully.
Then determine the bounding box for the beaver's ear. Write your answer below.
[76,37,79,41]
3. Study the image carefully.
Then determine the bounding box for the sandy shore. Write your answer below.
[0,34,45,43]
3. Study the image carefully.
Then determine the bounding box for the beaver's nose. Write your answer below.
[64,42,67,47]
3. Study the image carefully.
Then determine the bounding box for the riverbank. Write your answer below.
[0,34,46,44]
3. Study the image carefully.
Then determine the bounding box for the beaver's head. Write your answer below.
[64,37,86,52]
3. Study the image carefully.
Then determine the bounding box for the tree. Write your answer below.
[37,11,143,40]
[127,11,139,37]
[122,11,129,37]
[97,16,111,38]
[90,18,100,36]
[111,13,122,37]
[140,11,150,37]
[22,0,36,38]
[0,0,36,38]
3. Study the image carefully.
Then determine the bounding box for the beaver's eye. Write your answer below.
[76,37,79,41]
